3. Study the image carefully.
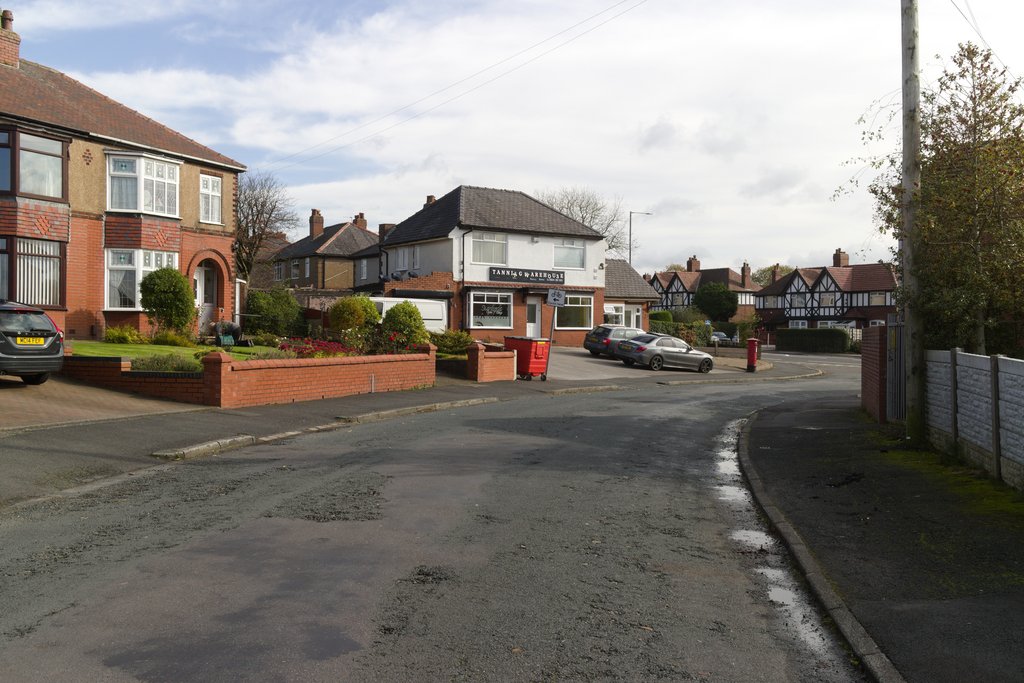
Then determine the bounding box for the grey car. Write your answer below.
[583,324,645,358]
[0,300,65,385]
[616,333,713,373]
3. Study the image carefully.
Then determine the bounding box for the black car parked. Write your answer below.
[583,324,646,358]
[0,300,64,385]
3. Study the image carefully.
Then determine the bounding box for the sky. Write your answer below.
[9,0,1024,277]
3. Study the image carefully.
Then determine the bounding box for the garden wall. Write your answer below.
[62,346,436,408]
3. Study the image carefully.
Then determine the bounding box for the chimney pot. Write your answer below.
[1,10,13,31]
[686,255,700,273]
[1,9,20,68]
[353,212,368,230]
[424,195,436,208]
[309,208,324,239]
[833,248,849,267]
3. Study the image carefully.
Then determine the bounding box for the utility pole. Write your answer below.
[901,0,926,444]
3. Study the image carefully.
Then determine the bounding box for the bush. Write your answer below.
[649,310,673,322]
[671,306,705,324]
[104,324,149,345]
[130,353,202,373]
[246,287,304,336]
[249,331,281,347]
[249,348,298,360]
[379,300,430,351]
[648,320,677,335]
[279,337,355,358]
[152,329,195,347]
[329,295,380,332]
[429,329,474,355]
[140,268,196,333]
[776,328,850,353]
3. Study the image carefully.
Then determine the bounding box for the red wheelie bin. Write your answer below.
[503,336,550,381]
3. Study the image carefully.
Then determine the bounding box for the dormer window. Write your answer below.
[107,153,180,218]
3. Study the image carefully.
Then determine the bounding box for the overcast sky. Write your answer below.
[10,0,1022,276]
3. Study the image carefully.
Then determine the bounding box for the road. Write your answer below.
[0,354,867,681]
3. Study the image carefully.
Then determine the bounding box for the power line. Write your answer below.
[947,0,1017,79]
[260,0,648,172]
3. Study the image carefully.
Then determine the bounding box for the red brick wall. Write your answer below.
[63,213,104,337]
[862,325,887,422]
[62,347,437,407]
[466,343,515,382]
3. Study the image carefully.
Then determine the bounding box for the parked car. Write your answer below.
[0,300,65,385]
[616,333,713,373]
[710,331,729,344]
[583,324,646,357]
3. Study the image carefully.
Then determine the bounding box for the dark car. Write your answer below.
[583,324,646,357]
[0,300,64,385]
[616,333,713,373]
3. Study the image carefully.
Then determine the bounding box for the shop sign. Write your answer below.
[489,267,565,284]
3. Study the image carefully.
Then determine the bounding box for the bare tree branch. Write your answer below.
[234,171,300,281]
[535,186,632,257]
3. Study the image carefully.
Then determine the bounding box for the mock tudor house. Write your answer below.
[648,255,756,321]
[754,249,897,334]
[0,10,245,337]
[378,185,608,345]
[602,259,659,327]
[272,210,379,290]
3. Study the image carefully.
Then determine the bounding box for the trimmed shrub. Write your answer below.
[379,300,430,352]
[104,324,149,345]
[249,331,281,347]
[429,329,474,355]
[329,295,380,332]
[670,306,705,324]
[649,310,673,322]
[249,348,298,360]
[130,353,202,373]
[152,330,196,347]
[776,328,851,353]
[648,320,677,335]
[140,268,196,333]
[246,287,304,336]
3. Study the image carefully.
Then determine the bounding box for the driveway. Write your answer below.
[546,346,755,380]
[0,374,203,432]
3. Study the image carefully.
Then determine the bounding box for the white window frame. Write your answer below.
[105,248,178,310]
[870,319,886,327]
[788,320,808,329]
[471,232,507,265]
[554,238,585,269]
[291,260,299,279]
[819,292,836,307]
[604,303,624,325]
[359,259,368,281]
[869,291,887,306]
[106,153,180,218]
[274,261,284,281]
[469,291,513,329]
[199,173,222,224]
[555,294,594,330]
[305,257,310,279]
[790,293,806,308]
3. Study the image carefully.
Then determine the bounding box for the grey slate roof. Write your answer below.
[382,185,603,246]
[275,223,379,261]
[604,259,660,301]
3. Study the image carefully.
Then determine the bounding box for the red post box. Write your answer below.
[746,337,759,373]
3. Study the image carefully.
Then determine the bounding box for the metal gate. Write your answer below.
[886,316,906,422]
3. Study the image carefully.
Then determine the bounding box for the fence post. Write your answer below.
[991,354,1002,481]
[950,348,959,451]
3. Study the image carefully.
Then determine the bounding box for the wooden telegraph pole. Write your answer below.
[902,0,926,443]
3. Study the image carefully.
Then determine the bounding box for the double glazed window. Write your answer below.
[199,174,222,223]
[555,294,593,329]
[108,154,180,217]
[819,292,836,307]
[0,130,66,200]
[790,293,806,308]
[472,232,506,265]
[469,291,512,328]
[0,237,63,306]
[554,238,584,269]
[106,249,178,309]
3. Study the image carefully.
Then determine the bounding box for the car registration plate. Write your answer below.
[16,337,44,345]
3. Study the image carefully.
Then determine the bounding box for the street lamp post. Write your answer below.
[628,211,651,265]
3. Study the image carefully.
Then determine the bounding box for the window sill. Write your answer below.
[106,209,181,220]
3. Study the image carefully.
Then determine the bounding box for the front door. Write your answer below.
[193,263,217,334]
[525,297,542,338]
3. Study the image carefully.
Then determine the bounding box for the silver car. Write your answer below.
[616,333,713,373]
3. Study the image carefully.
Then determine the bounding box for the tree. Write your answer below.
[664,263,687,272]
[751,264,795,287]
[235,171,300,281]
[535,186,632,257]
[693,282,738,322]
[139,268,196,333]
[246,287,303,336]
[867,43,1024,354]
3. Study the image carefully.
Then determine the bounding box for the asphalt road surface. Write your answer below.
[0,355,867,681]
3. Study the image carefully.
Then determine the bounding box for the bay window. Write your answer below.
[199,173,222,224]
[106,249,178,309]
[469,291,512,328]
[107,153,180,217]
[0,237,63,307]
[472,232,506,265]
[1,129,67,200]
[555,294,593,329]
[554,238,584,269]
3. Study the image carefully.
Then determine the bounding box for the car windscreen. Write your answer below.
[631,334,659,343]
[0,311,55,333]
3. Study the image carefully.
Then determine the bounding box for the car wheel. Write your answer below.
[21,373,49,385]
[648,355,664,371]
[698,358,712,374]
[622,359,635,366]
[589,349,601,356]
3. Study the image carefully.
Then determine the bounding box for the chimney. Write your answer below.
[309,209,324,238]
[741,261,751,288]
[424,195,436,208]
[378,223,396,240]
[833,248,849,267]
[686,255,700,273]
[1,9,20,69]
[771,264,780,282]
[353,212,367,230]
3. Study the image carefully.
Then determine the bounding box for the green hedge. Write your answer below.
[776,328,850,353]
[649,310,673,322]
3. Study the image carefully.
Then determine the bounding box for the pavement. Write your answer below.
[3,350,1022,682]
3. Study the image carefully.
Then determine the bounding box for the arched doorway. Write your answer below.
[193,258,219,334]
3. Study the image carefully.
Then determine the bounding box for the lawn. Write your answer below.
[67,340,278,362]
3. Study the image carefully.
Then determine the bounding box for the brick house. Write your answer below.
[602,258,659,328]
[0,10,245,338]
[754,248,897,334]
[378,185,607,345]
[272,210,379,290]
[647,255,756,321]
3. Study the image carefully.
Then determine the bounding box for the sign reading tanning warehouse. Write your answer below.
[488,267,565,285]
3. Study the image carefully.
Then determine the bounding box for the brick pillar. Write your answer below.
[466,342,484,381]
[861,326,887,422]
[202,352,233,407]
